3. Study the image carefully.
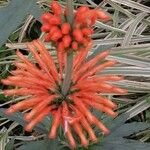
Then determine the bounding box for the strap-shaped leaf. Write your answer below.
[17,139,63,150]
[108,122,150,139]
[0,108,47,134]
[0,0,42,46]
[100,138,150,150]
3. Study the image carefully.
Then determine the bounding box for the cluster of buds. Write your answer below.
[41,1,110,52]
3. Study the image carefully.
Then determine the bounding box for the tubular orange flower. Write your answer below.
[2,39,127,148]
[1,1,127,149]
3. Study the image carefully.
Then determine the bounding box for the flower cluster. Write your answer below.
[41,1,110,52]
[2,1,127,149]
[2,40,127,148]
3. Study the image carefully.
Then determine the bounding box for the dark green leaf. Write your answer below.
[5,139,14,150]
[0,93,8,101]
[0,108,47,134]
[17,139,64,150]
[108,122,150,139]
[108,113,129,131]
[0,0,42,46]
[87,45,112,61]
[100,138,150,150]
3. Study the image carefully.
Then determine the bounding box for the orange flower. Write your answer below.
[40,1,110,53]
[2,39,127,148]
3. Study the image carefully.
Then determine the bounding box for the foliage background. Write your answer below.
[0,0,150,149]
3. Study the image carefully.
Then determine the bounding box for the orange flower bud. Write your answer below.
[41,24,51,32]
[61,23,71,35]
[49,26,59,35]
[57,42,65,52]
[76,6,89,17]
[50,1,62,15]
[62,35,72,48]
[73,29,83,42]
[82,28,93,36]
[49,15,61,25]
[71,41,78,50]
[41,13,52,23]
[44,33,51,42]
[96,10,110,21]
[51,29,62,41]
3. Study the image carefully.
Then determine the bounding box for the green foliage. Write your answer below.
[0,0,42,46]
[0,0,150,149]
[5,139,14,150]
[17,139,63,150]
[0,108,48,134]
[92,114,150,150]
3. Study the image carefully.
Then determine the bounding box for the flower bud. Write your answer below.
[51,29,62,41]
[61,23,71,35]
[82,28,93,36]
[49,26,60,35]
[49,15,61,25]
[44,33,51,42]
[73,29,83,42]
[50,1,62,15]
[71,41,78,50]
[96,10,110,21]
[41,24,51,32]
[62,35,72,48]
[41,13,52,23]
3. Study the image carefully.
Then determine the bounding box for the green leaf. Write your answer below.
[0,108,47,134]
[122,12,147,46]
[0,128,8,150]
[111,0,150,13]
[108,113,129,131]
[108,122,150,139]
[91,112,150,150]
[17,139,64,150]
[0,0,42,46]
[98,138,150,150]
[5,139,14,150]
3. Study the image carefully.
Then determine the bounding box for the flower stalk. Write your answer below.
[61,52,73,96]
[61,0,74,96]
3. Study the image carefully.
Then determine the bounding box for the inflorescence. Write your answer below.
[2,1,127,149]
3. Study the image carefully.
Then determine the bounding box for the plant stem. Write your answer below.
[61,0,74,96]
[62,52,73,96]
[66,0,74,26]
